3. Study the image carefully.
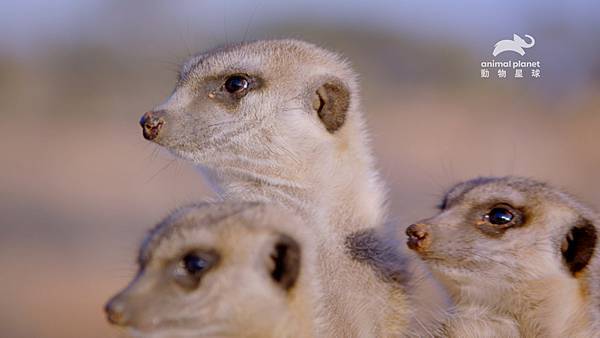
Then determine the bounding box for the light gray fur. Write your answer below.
[141,39,449,336]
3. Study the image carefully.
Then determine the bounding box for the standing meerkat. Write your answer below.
[105,202,324,338]
[405,176,600,337]
[137,39,438,336]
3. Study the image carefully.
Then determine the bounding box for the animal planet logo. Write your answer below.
[480,34,541,79]
[492,34,535,56]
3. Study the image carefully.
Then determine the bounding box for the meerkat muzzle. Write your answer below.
[406,223,431,251]
[140,110,165,141]
[104,295,131,327]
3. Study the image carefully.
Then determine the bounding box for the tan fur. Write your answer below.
[106,202,324,338]
[149,39,384,234]
[140,39,445,336]
[406,176,600,337]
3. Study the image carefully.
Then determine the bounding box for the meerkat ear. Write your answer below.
[267,234,301,291]
[561,219,597,275]
[311,79,350,133]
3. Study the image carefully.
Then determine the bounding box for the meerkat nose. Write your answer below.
[406,223,431,251]
[140,110,165,141]
[104,296,130,326]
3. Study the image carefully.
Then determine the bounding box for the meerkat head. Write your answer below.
[105,202,316,338]
[405,177,598,294]
[139,39,358,171]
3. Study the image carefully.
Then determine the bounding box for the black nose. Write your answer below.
[140,110,165,141]
[104,297,129,326]
[406,223,430,251]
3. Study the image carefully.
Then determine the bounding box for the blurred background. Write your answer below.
[1,0,599,337]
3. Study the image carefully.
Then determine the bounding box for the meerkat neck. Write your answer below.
[199,161,312,219]
[315,144,386,233]
[322,119,388,231]
[277,288,322,338]
[198,126,386,234]
[515,276,593,336]
[449,275,592,336]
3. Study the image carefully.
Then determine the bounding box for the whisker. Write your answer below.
[146,158,178,183]
[242,0,263,44]
[187,118,240,135]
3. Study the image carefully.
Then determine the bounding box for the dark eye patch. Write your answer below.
[224,75,250,94]
[173,250,219,290]
[183,253,211,275]
[486,207,514,225]
[204,73,263,110]
[474,203,524,237]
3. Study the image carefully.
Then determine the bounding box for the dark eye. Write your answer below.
[182,254,209,275]
[224,75,249,94]
[485,207,514,225]
[174,251,218,289]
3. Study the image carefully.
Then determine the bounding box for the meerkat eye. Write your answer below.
[173,251,218,289]
[224,75,250,94]
[485,207,514,225]
[183,254,209,275]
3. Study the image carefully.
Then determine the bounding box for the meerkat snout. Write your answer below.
[105,202,320,337]
[405,223,431,251]
[139,110,165,141]
[104,296,129,326]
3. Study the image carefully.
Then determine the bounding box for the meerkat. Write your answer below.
[138,39,447,336]
[139,39,385,234]
[405,176,600,337]
[105,202,325,338]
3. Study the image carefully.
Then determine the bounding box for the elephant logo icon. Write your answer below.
[492,34,535,57]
